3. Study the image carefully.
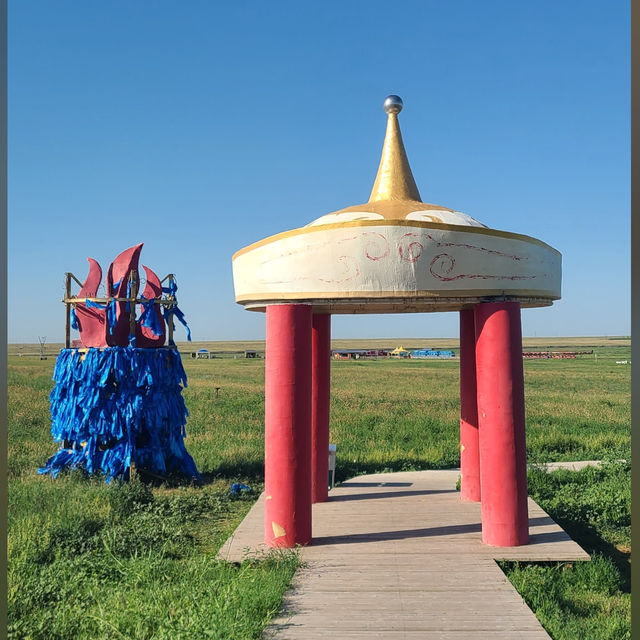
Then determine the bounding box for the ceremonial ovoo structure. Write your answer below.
[39,244,200,483]
[232,96,561,548]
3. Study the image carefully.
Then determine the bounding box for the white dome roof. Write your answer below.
[232,97,561,314]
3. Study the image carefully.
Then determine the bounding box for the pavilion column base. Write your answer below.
[311,313,331,503]
[459,309,480,502]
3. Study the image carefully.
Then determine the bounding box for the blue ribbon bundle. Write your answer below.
[38,347,200,483]
[138,298,164,338]
[230,483,251,496]
[162,280,191,344]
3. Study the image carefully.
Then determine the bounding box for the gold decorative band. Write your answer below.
[232,218,560,259]
[235,289,558,313]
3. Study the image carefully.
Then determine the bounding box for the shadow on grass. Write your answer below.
[196,459,461,488]
[335,459,459,484]
[44,459,458,490]
[199,460,266,485]
[548,518,630,592]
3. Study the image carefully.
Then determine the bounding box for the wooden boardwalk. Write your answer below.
[219,470,590,639]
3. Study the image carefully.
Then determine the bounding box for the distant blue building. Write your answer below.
[411,349,455,359]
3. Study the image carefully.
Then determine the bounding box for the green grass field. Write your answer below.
[7,338,631,639]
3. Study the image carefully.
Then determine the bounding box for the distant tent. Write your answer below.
[390,346,411,358]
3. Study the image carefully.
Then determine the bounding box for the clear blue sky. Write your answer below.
[9,1,629,343]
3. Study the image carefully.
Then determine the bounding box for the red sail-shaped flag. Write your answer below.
[75,258,108,348]
[106,243,143,346]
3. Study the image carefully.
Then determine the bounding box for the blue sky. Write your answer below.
[9,1,629,342]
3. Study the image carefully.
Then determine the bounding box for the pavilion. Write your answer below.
[232,96,561,548]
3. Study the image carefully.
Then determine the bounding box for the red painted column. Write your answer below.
[264,304,313,547]
[311,313,331,503]
[459,309,480,502]
[475,301,529,546]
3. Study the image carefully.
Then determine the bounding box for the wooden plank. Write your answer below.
[268,614,547,631]
[267,632,550,640]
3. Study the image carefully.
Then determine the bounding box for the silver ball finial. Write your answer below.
[383,95,403,114]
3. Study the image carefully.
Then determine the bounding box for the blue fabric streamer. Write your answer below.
[107,300,118,335]
[125,278,133,312]
[161,280,177,296]
[139,298,164,338]
[166,306,191,342]
[160,279,191,343]
[70,308,79,330]
[38,347,200,483]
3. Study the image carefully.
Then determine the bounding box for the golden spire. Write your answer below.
[368,95,422,203]
[320,96,454,221]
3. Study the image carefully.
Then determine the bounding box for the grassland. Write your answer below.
[7,338,631,639]
[8,334,631,357]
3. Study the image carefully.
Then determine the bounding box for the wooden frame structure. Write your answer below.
[63,271,179,348]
